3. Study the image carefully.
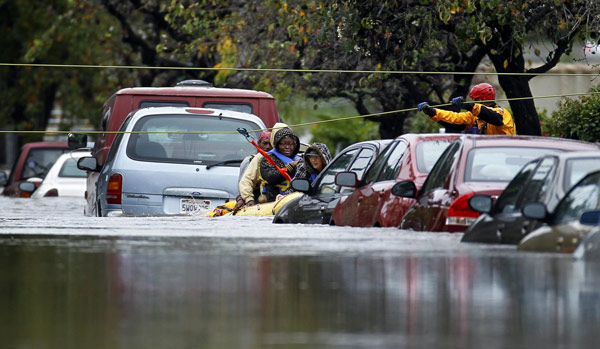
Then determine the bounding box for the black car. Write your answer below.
[273,140,392,224]
[462,151,600,244]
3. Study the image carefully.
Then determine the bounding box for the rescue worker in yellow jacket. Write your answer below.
[417,83,516,135]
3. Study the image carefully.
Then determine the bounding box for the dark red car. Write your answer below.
[393,135,600,233]
[331,133,460,227]
[1,141,71,197]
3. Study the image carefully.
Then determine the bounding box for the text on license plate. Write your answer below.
[180,198,211,214]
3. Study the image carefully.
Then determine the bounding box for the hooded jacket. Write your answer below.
[294,142,332,183]
[238,123,289,203]
[258,124,301,202]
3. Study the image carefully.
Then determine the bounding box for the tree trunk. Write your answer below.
[497,74,541,136]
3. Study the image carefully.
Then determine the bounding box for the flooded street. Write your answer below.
[1,196,599,348]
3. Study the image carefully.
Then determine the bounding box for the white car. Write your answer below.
[28,151,90,198]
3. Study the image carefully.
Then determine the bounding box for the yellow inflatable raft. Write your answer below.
[207,192,302,217]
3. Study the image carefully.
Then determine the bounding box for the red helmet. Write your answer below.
[468,83,495,101]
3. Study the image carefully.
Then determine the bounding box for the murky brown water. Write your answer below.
[1,197,599,348]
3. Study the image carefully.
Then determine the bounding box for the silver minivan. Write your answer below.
[78,107,267,216]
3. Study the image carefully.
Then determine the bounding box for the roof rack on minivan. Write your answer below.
[175,80,213,87]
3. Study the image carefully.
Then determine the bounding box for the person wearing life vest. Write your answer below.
[417,83,516,135]
[233,130,272,213]
[258,125,302,203]
[294,142,332,183]
[238,123,296,209]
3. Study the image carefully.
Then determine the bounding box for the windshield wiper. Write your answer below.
[205,159,243,170]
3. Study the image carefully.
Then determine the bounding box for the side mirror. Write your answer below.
[18,181,36,194]
[468,194,493,214]
[521,202,548,220]
[0,171,7,186]
[68,133,88,150]
[580,210,600,226]
[391,181,417,198]
[335,171,358,187]
[77,157,99,172]
[291,178,310,192]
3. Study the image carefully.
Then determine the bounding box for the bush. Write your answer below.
[545,85,600,142]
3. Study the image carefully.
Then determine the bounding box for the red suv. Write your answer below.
[1,142,71,197]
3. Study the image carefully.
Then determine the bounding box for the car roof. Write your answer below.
[127,106,267,127]
[398,133,461,141]
[464,134,600,150]
[115,86,275,99]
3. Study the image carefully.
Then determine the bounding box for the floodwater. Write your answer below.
[1,197,599,348]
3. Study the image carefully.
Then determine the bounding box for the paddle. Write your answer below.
[237,128,292,182]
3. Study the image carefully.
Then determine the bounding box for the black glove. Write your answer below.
[451,96,474,112]
[417,102,435,117]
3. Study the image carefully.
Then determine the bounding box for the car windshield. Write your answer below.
[415,140,453,173]
[553,171,600,225]
[563,157,600,190]
[126,114,260,165]
[465,147,562,182]
[21,148,70,180]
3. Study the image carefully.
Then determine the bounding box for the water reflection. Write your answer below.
[1,235,600,348]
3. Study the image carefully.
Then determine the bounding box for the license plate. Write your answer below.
[180,198,211,214]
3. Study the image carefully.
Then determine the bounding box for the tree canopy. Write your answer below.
[2,0,599,145]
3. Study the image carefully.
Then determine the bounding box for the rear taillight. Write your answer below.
[446,192,478,226]
[44,189,58,197]
[106,173,122,204]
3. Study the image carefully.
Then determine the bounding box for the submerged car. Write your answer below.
[462,151,600,244]
[272,139,392,224]
[18,151,91,198]
[517,170,600,253]
[394,135,600,233]
[331,133,459,227]
[77,107,266,216]
[1,141,71,198]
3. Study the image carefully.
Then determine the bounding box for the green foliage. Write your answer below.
[408,112,443,133]
[277,96,379,156]
[544,85,600,142]
[309,116,379,157]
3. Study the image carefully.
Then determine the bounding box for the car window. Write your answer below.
[552,171,600,225]
[465,147,562,182]
[139,101,190,108]
[105,116,132,166]
[494,160,538,214]
[420,140,461,193]
[21,148,70,180]
[348,147,375,180]
[416,140,453,173]
[203,103,253,115]
[564,157,600,190]
[517,157,557,210]
[377,140,408,182]
[127,114,260,165]
[58,158,88,178]
[361,141,398,185]
[316,148,359,194]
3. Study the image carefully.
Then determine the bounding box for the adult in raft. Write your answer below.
[417,82,516,135]
[237,123,300,209]
[258,124,302,203]
[232,130,272,212]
